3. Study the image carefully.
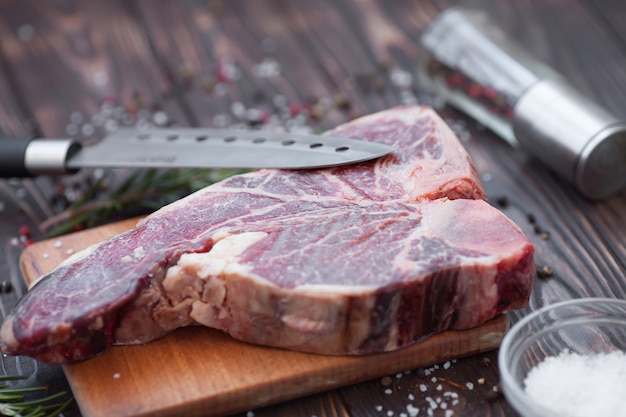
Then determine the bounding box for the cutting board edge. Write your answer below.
[63,314,509,417]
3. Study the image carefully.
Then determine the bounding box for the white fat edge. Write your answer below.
[290,282,381,296]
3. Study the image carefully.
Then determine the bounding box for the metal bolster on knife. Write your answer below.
[0,138,81,177]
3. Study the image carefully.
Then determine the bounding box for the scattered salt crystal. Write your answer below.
[43,253,49,259]
[246,411,254,417]
[112,373,120,379]
[375,405,383,412]
[524,350,626,417]
[419,384,427,392]
[93,70,109,86]
[386,411,394,416]
[66,248,74,255]
[408,393,415,401]
[11,237,19,247]
[390,68,413,88]
[430,377,437,383]
[81,123,95,137]
[231,102,246,118]
[152,111,168,126]
[66,124,79,136]
[384,388,393,394]
[443,361,451,369]
[445,410,454,417]
[252,57,282,78]
[406,404,419,416]
[465,382,474,390]
[436,384,442,391]
[54,240,63,248]
[214,83,228,96]
[396,372,403,379]
[70,111,83,124]
[425,397,437,409]
[104,119,119,132]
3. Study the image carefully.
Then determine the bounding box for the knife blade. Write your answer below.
[0,128,395,177]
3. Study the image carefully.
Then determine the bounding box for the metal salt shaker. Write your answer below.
[418,7,626,200]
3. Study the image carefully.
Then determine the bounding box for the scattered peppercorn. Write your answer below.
[495,196,508,208]
[333,93,351,110]
[380,376,393,387]
[202,75,216,92]
[180,63,195,89]
[484,384,502,402]
[537,265,554,279]
[0,281,13,293]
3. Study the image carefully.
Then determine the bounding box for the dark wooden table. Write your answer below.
[0,1,624,416]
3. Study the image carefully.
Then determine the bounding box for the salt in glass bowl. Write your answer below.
[498,297,626,417]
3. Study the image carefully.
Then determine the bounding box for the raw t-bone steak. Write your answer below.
[0,106,535,364]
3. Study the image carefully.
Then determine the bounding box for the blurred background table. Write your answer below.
[0,0,624,416]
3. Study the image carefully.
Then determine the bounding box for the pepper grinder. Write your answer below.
[417,6,626,200]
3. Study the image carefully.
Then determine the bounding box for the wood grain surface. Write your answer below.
[20,219,509,417]
[0,1,625,417]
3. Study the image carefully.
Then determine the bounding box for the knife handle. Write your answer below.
[0,138,81,177]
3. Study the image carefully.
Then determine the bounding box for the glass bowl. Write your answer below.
[498,297,626,417]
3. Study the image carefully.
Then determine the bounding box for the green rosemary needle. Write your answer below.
[42,168,248,237]
[0,375,73,417]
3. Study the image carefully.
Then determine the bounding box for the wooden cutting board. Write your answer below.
[20,218,510,417]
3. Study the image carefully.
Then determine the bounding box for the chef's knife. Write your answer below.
[0,128,395,177]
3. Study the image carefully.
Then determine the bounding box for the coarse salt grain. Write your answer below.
[524,350,626,417]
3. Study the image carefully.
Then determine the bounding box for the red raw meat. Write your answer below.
[0,106,534,364]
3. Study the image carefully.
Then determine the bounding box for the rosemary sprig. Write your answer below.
[41,168,247,237]
[0,375,73,417]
